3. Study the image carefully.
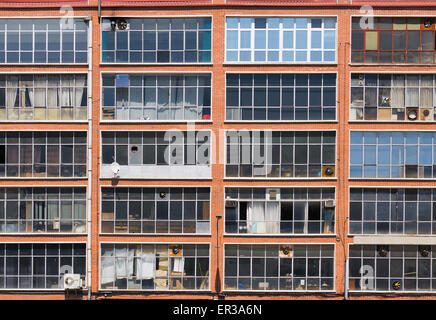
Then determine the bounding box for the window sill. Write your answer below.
[349,63,436,67]
[100,120,213,124]
[223,233,336,237]
[224,120,338,123]
[223,62,337,66]
[100,62,213,66]
[99,233,212,236]
[223,177,337,180]
[349,120,436,124]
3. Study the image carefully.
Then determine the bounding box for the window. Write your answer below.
[226,17,336,63]
[101,17,211,63]
[0,19,88,64]
[0,243,86,289]
[102,74,211,121]
[349,245,436,292]
[101,131,210,179]
[0,74,87,121]
[101,187,210,234]
[224,244,334,291]
[350,188,436,235]
[351,17,436,64]
[350,131,436,179]
[350,74,436,121]
[100,243,209,291]
[225,187,335,235]
[0,187,86,233]
[226,73,336,121]
[225,131,336,178]
[0,131,86,178]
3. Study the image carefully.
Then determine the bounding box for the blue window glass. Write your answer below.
[102,17,211,63]
[226,17,336,63]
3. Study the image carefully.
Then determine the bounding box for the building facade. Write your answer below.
[0,0,436,300]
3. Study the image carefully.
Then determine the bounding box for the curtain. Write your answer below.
[390,88,405,107]
[406,88,419,107]
[115,249,127,279]
[6,88,18,108]
[34,76,47,107]
[137,250,154,280]
[61,87,74,107]
[75,75,86,108]
[101,249,115,284]
[172,257,185,273]
[127,248,135,277]
[47,88,59,107]
[420,88,433,107]
[247,202,266,234]
[47,201,59,220]
[33,201,45,220]
[265,202,280,234]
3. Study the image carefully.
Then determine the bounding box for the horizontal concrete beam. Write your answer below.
[353,235,436,245]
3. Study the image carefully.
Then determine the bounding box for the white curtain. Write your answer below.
[75,75,86,107]
[101,249,115,284]
[137,250,154,280]
[127,248,135,277]
[406,88,419,107]
[265,202,280,234]
[390,88,405,107]
[6,88,17,107]
[247,202,266,234]
[46,201,59,220]
[420,88,433,107]
[172,257,185,273]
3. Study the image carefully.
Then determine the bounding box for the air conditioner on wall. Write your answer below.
[266,188,279,201]
[63,274,82,290]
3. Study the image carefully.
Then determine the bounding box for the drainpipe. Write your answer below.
[344,259,349,300]
[86,16,93,301]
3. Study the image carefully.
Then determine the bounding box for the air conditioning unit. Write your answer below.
[225,200,237,208]
[322,165,335,177]
[63,274,82,290]
[53,218,60,230]
[324,200,336,208]
[169,246,183,257]
[279,245,292,258]
[110,18,130,31]
[406,108,418,121]
[266,188,279,201]
[420,108,433,121]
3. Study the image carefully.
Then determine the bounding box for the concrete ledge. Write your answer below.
[353,235,436,245]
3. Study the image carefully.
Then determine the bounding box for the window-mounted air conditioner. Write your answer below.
[266,188,279,201]
[111,18,130,31]
[324,200,336,208]
[63,274,83,290]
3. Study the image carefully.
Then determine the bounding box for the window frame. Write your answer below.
[225,72,338,122]
[0,72,88,122]
[224,186,336,236]
[98,242,211,291]
[0,131,88,179]
[348,187,436,235]
[224,130,337,179]
[348,244,436,293]
[349,73,436,122]
[223,243,336,292]
[100,16,213,65]
[0,17,88,65]
[100,186,211,235]
[349,130,436,179]
[0,186,87,234]
[100,71,213,122]
[0,242,87,291]
[224,15,338,64]
[350,15,436,65]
